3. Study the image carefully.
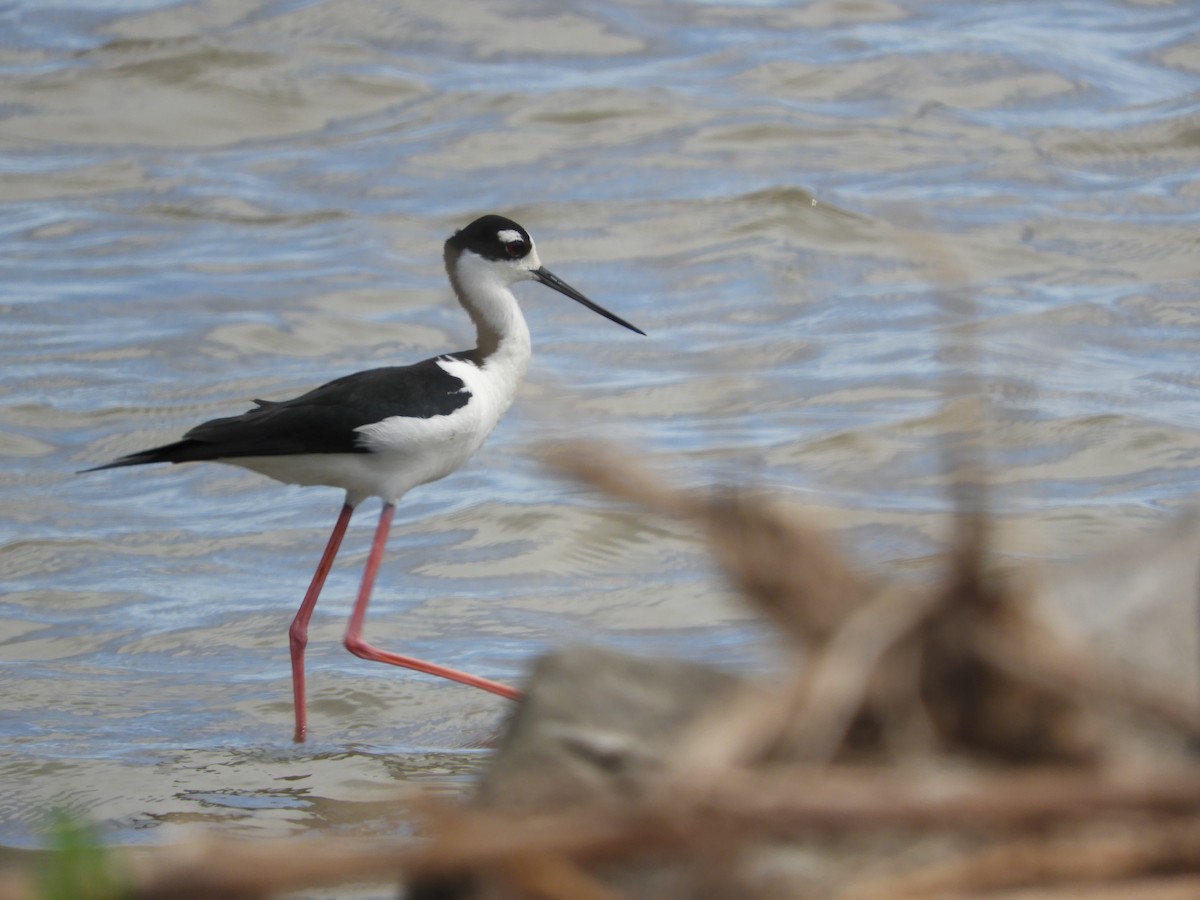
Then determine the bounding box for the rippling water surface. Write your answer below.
[2,0,1199,878]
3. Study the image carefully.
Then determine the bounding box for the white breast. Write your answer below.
[227,347,532,508]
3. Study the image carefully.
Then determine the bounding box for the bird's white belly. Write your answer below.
[226,398,498,507]
[223,350,525,507]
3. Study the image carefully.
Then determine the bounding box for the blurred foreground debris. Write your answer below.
[8,442,1200,900]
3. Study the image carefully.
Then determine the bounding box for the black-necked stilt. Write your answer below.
[86,214,644,741]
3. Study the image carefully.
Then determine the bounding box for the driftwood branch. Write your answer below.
[8,441,1200,899]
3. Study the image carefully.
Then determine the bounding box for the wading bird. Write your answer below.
[86,214,644,740]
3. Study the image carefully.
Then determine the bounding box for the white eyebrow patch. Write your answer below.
[497,229,523,243]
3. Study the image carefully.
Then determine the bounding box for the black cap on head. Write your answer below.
[447,215,532,261]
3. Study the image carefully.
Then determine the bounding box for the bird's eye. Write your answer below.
[504,240,527,258]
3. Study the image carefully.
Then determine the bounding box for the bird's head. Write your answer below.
[445,215,644,335]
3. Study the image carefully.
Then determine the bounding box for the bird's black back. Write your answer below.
[85,352,478,470]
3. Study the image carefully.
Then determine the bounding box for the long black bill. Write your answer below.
[534,267,645,336]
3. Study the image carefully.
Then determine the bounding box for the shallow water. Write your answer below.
[2,0,1199,885]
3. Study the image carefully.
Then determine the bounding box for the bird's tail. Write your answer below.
[79,440,207,473]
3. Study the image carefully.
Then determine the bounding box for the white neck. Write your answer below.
[445,247,533,368]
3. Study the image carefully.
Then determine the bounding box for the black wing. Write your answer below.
[85,354,475,470]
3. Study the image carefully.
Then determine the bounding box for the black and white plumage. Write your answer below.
[87,214,644,741]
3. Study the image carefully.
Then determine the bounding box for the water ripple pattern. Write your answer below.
[1,0,1198,861]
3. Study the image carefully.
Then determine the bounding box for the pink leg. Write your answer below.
[290,502,355,742]
[343,502,523,701]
